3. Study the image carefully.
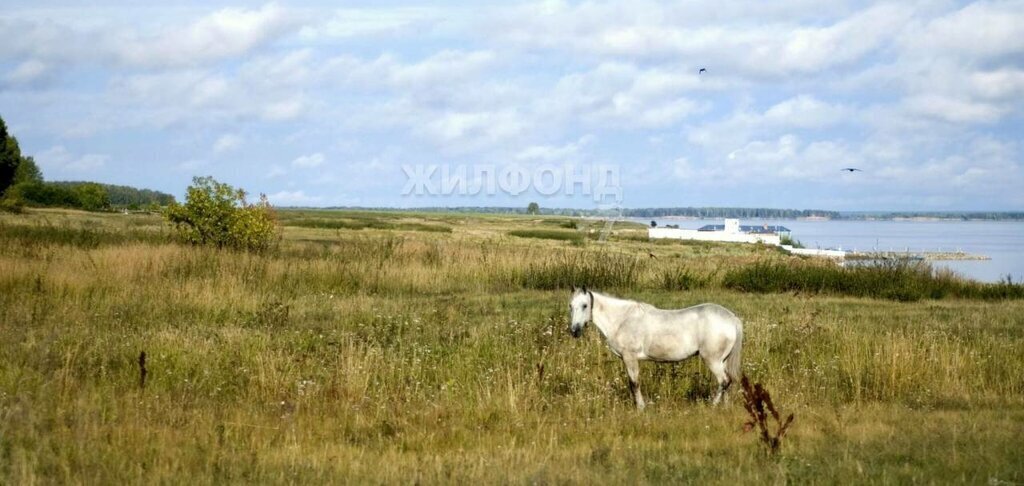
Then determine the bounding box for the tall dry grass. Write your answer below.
[1,209,1023,483]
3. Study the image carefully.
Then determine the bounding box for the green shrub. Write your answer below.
[658,266,712,291]
[71,182,111,211]
[0,195,24,213]
[164,176,279,252]
[508,251,643,290]
[539,219,578,229]
[780,234,803,248]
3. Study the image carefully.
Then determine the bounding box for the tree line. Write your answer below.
[329,206,1024,221]
[622,207,839,219]
[839,211,1024,221]
[1,115,174,212]
[328,206,840,218]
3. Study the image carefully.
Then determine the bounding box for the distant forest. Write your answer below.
[50,181,175,207]
[322,206,1024,221]
[839,211,1024,221]
[2,115,175,212]
[321,206,838,218]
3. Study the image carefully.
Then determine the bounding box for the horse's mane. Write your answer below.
[592,290,657,311]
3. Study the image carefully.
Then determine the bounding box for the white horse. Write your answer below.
[568,286,743,410]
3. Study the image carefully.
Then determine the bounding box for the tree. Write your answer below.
[72,182,110,211]
[526,202,540,215]
[0,115,23,195]
[165,176,279,252]
[8,181,78,207]
[14,156,42,185]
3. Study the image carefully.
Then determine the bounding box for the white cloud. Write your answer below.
[3,59,51,86]
[67,154,109,171]
[2,1,1023,209]
[898,1,1024,61]
[212,134,242,154]
[489,1,910,77]
[291,152,325,168]
[418,109,528,152]
[551,63,708,128]
[104,67,310,128]
[904,94,1007,124]
[35,145,108,172]
[261,97,307,121]
[266,190,322,206]
[685,94,850,157]
[970,69,1024,101]
[321,49,496,91]
[298,7,442,40]
[772,4,911,74]
[763,95,849,128]
[516,135,595,162]
[113,71,227,108]
[0,4,303,69]
[238,49,315,89]
[116,4,302,68]
[265,165,287,178]
[874,136,1021,191]
[175,159,208,172]
[390,50,495,87]
[672,156,694,180]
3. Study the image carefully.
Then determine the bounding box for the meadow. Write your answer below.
[1,208,1023,484]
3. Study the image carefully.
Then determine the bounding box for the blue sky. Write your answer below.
[2,1,1022,210]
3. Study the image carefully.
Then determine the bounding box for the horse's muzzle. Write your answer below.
[570,327,583,338]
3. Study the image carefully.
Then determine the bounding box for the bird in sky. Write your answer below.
[698,68,707,74]
[841,168,863,172]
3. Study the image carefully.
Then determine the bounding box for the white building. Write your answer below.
[648,219,785,245]
[648,218,847,259]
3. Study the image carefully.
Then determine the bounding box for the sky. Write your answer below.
[1,0,1022,210]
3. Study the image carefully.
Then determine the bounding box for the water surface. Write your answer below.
[639,218,1024,283]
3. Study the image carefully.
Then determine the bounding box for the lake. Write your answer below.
[637,218,1024,283]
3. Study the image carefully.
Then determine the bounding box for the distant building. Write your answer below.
[649,219,785,245]
[697,221,791,236]
[648,218,845,259]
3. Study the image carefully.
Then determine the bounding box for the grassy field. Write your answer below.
[1,208,1023,484]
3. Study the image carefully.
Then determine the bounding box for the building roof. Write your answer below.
[698,224,791,234]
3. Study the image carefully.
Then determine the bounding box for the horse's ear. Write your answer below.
[571,285,578,292]
[581,285,588,293]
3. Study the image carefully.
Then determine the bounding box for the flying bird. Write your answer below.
[841,168,863,172]
[698,68,707,74]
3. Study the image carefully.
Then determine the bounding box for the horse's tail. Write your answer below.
[726,319,743,383]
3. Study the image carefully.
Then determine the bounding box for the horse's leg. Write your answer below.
[705,358,729,406]
[623,356,645,411]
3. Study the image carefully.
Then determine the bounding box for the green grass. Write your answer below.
[507,251,643,289]
[0,219,171,250]
[1,208,1023,483]
[508,228,585,242]
[658,266,715,291]
[284,217,452,233]
[723,259,1024,301]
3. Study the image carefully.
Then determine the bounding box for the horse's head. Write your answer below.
[568,286,593,338]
